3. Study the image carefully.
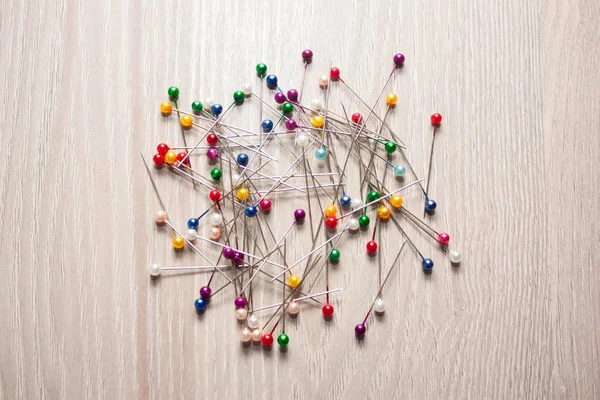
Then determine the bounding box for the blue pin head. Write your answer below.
[425,198,437,212]
[211,103,223,117]
[261,119,274,132]
[194,298,208,311]
[237,153,249,167]
[266,74,278,88]
[422,258,434,271]
[340,195,352,207]
[315,147,328,160]
[187,218,199,229]
[245,206,258,217]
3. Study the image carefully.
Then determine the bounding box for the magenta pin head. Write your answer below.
[233,251,244,265]
[285,119,297,131]
[393,53,405,67]
[294,208,306,222]
[438,232,450,245]
[287,89,299,102]
[355,323,366,336]
[302,49,313,63]
[207,147,219,160]
[234,296,247,309]
[274,92,287,104]
[222,247,234,259]
[199,286,212,299]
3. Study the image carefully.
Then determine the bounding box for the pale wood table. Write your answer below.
[1,0,598,398]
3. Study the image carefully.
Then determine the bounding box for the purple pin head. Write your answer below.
[222,247,234,259]
[355,323,366,336]
[207,147,219,161]
[287,89,299,102]
[234,296,247,309]
[274,92,287,104]
[294,208,306,222]
[302,49,313,63]
[233,251,244,265]
[285,119,297,131]
[393,53,405,67]
[199,286,212,299]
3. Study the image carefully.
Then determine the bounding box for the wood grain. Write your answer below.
[1,0,598,398]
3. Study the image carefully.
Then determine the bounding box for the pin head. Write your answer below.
[374,298,385,313]
[157,143,170,155]
[358,215,370,227]
[367,190,380,202]
[287,89,299,102]
[187,218,199,229]
[302,49,313,63]
[322,303,334,317]
[366,240,378,254]
[315,147,328,160]
[425,198,437,212]
[176,152,190,166]
[222,247,234,259]
[294,208,306,222]
[261,119,274,132]
[207,133,218,145]
[167,86,179,99]
[378,205,391,220]
[311,115,325,128]
[211,104,223,117]
[288,274,301,288]
[207,147,219,161]
[154,210,168,223]
[285,119,297,131]
[209,190,221,202]
[233,90,245,103]
[261,333,274,347]
[422,258,434,271]
[160,102,172,115]
[386,93,398,107]
[191,101,203,113]
[319,76,329,89]
[449,250,462,264]
[438,232,450,245]
[180,114,193,128]
[245,206,258,217]
[172,236,185,250]
[430,113,442,126]
[236,188,249,201]
[194,298,207,311]
[330,67,340,81]
[210,168,222,180]
[355,323,366,336]
[259,198,272,212]
[237,153,249,166]
[325,217,338,229]
[199,286,212,299]
[149,263,161,276]
[234,296,247,309]
[287,301,300,315]
[348,218,360,231]
[277,333,290,347]
[209,226,221,240]
[394,164,406,177]
[164,151,177,165]
[256,63,267,77]
[351,113,363,124]
[390,194,403,208]
[329,248,341,261]
[266,74,278,88]
[153,154,165,165]
[274,92,287,104]
[340,195,352,207]
[233,252,244,265]
[324,204,337,218]
[384,141,397,153]
[282,102,294,114]
[393,53,405,67]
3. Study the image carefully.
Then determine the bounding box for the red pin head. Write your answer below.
[322,303,334,317]
[330,67,340,81]
[438,232,450,245]
[351,113,363,124]
[325,217,338,229]
[153,153,165,166]
[259,198,272,212]
[207,133,218,146]
[156,143,169,156]
[430,113,442,127]
[209,190,221,202]
[366,240,378,255]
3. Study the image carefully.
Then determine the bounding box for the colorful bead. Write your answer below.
[294,209,306,222]
[240,327,252,342]
[431,113,442,126]
[233,252,245,265]
[154,210,168,223]
[394,164,406,177]
[315,147,328,160]
[211,104,223,117]
[164,151,177,165]
[236,308,248,321]
[351,113,363,124]
[206,133,218,145]
[324,204,337,218]
[256,63,267,77]
[207,147,219,160]
[367,190,380,202]
[274,92,287,104]
[176,152,189,166]
[261,333,274,347]
[172,236,185,250]
[386,93,398,106]
[422,258,434,271]
[302,49,313,63]
[233,90,245,103]
[210,168,222,180]
[277,332,290,347]
[287,301,300,315]
[325,217,338,229]
[209,190,221,202]
[390,194,403,208]
[319,76,329,89]
[288,275,301,288]
[425,198,437,211]
[259,199,272,212]
[236,188,249,201]
[330,67,340,80]
[384,141,397,153]
[262,119,274,132]
[340,195,352,207]
[266,74,278,87]
[287,89,299,102]
[188,218,199,229]
[355,323,366,335]
[282,102,294,114]
[245,206,258,217]
[191,101,203,113]
[378,205,391,220]
[156,143,169,155]
[438,232,450,244]
[366,240,378,254]
[194,298,207,311]
[160,102,172,114]
[393,53,405,66]
[168,86,179,98]
[311,115,325,128]
[180,114,193,128]
[222,247,234,259]
[237,153,249,166]
[358,215,370,227]
[329,248,341,261]
[285,119,297,130]
[199,286,212,299]
[322,303,334,317]
[153,153,165,165]
[234,296,247,309]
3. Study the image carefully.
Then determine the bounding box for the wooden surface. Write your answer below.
[1,0,599,398]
